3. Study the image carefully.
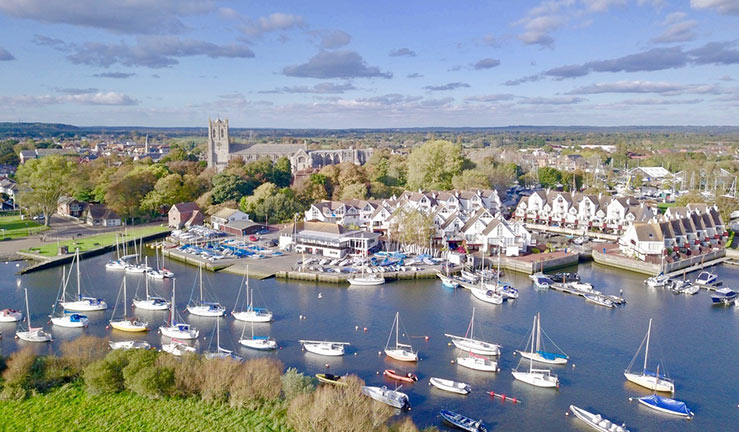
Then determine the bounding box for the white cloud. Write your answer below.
[691,0,739,15]
[1,91,138,106]
[652,12,697,43]
[241,13,305,36]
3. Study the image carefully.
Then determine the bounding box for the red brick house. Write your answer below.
[168,202,203,229]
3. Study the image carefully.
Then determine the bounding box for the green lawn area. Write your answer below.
[24,225,170,257]
[0,382,291,432]
[655,202,675,213]
[0,215,49,239]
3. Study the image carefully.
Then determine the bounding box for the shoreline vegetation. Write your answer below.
[0,336,436,432]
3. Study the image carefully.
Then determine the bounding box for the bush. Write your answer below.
[82,350,132,395]
[287,375,394,432]
[200,358,240,404]
[121,349,158,385]
[60,336,109,374]
[126,364,174,399]
[389,417,420,432]
[156,352,204,397]
[229,358,283,408]
[32,356,75,392]
[1,347,35,387]
[281,367,315,401]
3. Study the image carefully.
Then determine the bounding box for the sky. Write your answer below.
[0,0,737,128]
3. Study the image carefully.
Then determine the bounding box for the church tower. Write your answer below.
[208,118,230,171]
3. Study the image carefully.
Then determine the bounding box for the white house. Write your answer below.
[211,208,250,231]
[619,221,664,261]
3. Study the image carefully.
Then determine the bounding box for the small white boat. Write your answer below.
[694,270,718,287]
[187,265,226,317]
[0,308,22,322]
[569,281,595,292]
[569,405,630,432]
[445,308,501,356]
[125,263,151,274]
[624,319,675,393]
[232,266,273,322]
[162,340,196,356]
[159,280,199,340]
[471,287,503,305]
[584,294,615,308]
[384,312,418,362]
[51,312,88,328]
[529,273,552,289]
[16,288,52,343]
[457,353,498,372]
[517,313,569,365]
[61,249,107,312]
[300,340,348,356]
[204,320,243,362]
[109,277,148,332]
[512,314,559,388]
[105,259,128,270]
[631,394,693,418]
[239,320,277,351]
[645,274,669,288]
[429,377,471,395]
[710,287,736,305]
[682,284,700,295]
[361,385,410,409]
[133,266,170,310]
[437,273,459,289]
[109,340,151,350]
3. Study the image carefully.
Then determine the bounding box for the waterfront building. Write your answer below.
[168,202,203,229]
[210,208,250,231]
[279,221,380,258]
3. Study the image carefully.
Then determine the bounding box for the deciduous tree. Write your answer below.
[15,154,75,225]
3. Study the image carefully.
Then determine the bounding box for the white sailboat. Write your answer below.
[457,350,498,372]
[238,320,277,351]
[187,264,226,317]
[348,237,385,286]
[109,340,151,350]
[159,280,199,340]
[60,249,107,312]
[106,234,129,270]
[511,315,559,388]
[517,312,568,365]
[0,308,22,322]
[125,237,151,274]
[624,318,675,393]
[132,259,170,311]
[204,319,243,362]
[109,277,148,332]
[232,266,273,322]
[162,339,196,356]
[445,308,501,356]
[384,312,418,362]
[299,340,349,356]
[16,288,52,343]
[147,245,174,279]
[50,265,89,328]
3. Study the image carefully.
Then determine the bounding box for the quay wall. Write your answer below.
[592,248,727,276]
[523,223,619,241]
[275,268,439,284]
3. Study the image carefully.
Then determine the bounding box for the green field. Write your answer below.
[0,382,292,432]
[24,225,170,257]
[0,215,49,240]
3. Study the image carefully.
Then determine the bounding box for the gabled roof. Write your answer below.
[171,202,199,214]
[212,207,243,219]
[86,203,119,220]
[632,222,663,242]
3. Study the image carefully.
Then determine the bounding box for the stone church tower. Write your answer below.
[208,118,229,171]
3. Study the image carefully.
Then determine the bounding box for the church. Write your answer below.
[207,119,373,174]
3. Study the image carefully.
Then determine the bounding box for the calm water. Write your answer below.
[1,251,737,431]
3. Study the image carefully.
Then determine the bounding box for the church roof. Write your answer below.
[230,143,303,155]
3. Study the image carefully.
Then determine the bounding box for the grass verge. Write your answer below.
[24,225,169,257]
[0,215,48,240]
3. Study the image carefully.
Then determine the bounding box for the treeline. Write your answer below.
[0,337,436,432]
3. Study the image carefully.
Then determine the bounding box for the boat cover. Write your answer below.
[536,350,567,360]
[639,395,692,416]
[643,369,669,380]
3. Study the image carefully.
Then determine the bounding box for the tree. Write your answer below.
[537,167,562,188]
[388,208,435,249]
[272,157,292,188]
[211,173,252,204]
[15,155,75,225]
[0,139,19,165]
[340,183,368,200]
[240,183,300,223]
[105,170,157,221]
[406,140,464,190]
[451,169,490,190]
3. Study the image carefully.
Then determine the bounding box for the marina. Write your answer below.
[0,247,737,431]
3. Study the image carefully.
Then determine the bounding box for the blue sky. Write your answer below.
[0,0,737,128]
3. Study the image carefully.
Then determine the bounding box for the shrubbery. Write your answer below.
[60,335,109,374]
[281,367,315,401]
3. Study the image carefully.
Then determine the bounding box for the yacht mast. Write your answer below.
[644,319,652,372]
[76,248,81,298]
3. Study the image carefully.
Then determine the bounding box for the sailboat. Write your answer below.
[125,237,150,273]
[348,237,385,286]
[238,320,277,351]
[516,313,568,365]
[511,315,559,388]
[159,280,199,339]
[132,260,170,311]
[204,319,243,362]
[16,288,52,342]
[187,264,226,317]
[105,234,128,270]
[384,312,418,362]
[470,271,503,305]
[624,318,675,393]
[60,248,107,312]
[162,339,197,356]
[109,277,148,332]
[232,266,273,322]
[50,265,89,328]
[147,245,174,279]
[437,256,458,288]
[445,308,501,356]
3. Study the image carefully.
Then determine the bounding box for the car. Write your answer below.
[249,235,258,242]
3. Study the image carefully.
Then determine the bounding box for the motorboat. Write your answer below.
[316,373,347,386]
[437,273,459,289]
[159,280,199,340]
[645,274,669,288]
[109,277,148,332]
[105,259,128,270]
[109,340,150,350]
[439,409,487,432]
[16,288,52,343]
[0,308,22,322]
[710,287,736,305]
[694,270,718,287]
[568,405,630,432]
[60,249,107,312]
[568,282,595,293]
[446,308,501,356]
[187,265,226,317]
[682,283,700,295]
[624,319,675,393]
[529,273,552,289]
[584,294,615,308]
[496,282,519,299]
[384,312,418,362]
[361,386,410,410]
[512,314,559,388]
[551,272,580,283]
[631,394,693,418]
[300,340,348,356]
[429,377,471,395]
[517,313,569,365]
[383,369,418,383]
[457,352,498,372]
[161,340,196,356]
[470,287,503,305]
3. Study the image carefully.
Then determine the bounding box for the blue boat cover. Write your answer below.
[643,369,669,380]
[252,336,268,340]
[536,350,567,360]
[639,395,692,416]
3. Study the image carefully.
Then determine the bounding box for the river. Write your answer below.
[0,250,737,431]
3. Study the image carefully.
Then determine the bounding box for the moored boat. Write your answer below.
[232,266,274,322]
[0,308,22,322]
[384,312,418,362]
[109,340,150,350]
[300,340,348,356]
[109,277,148,333]
[694,270,718,287]
[645,274,669,288]
[60,249,107,312]
[630,394,693,418]
[624,319,675,393]
[710,287,736,305]
[16,288,52,343]
[161,340,196,356]
[471,287,504,305]
[437,273,459,289]
[439,409,487,432]
[316,373,348,386]
[429,377,471,395]
[529,273,552,289]
[187,265,226,317]
[457,352,498,372]
[445,308,501,356]
[238,319,277,351]
[517,313,569,365]
[568,405,630,432]
[584,294,615,308]
[512,314,559,388]
[361,385,409,409]
[383,369,418,383]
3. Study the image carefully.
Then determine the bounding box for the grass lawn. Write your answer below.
[0,215,49,240]
[0,382,292,432]
[25,225,170,257]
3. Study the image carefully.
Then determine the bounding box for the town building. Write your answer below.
[210,207,250,231]
[57,197,85,218]
[207,118,372,173]
[279,221,380,258]
[168,202,204,229]
[84,203,121,227]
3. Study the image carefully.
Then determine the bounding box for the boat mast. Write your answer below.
[644,319,652,372]
[145,257,149,299]
[470,308,475,339]
[122,277,127,317]
[199,264,204,304]
[76,248,81,299]
[536,313,541,352]
[529,315,536,372]
[395,312,399,349]
[247,265,251,311]
[170,280,176,326]
[24,287,31,329]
